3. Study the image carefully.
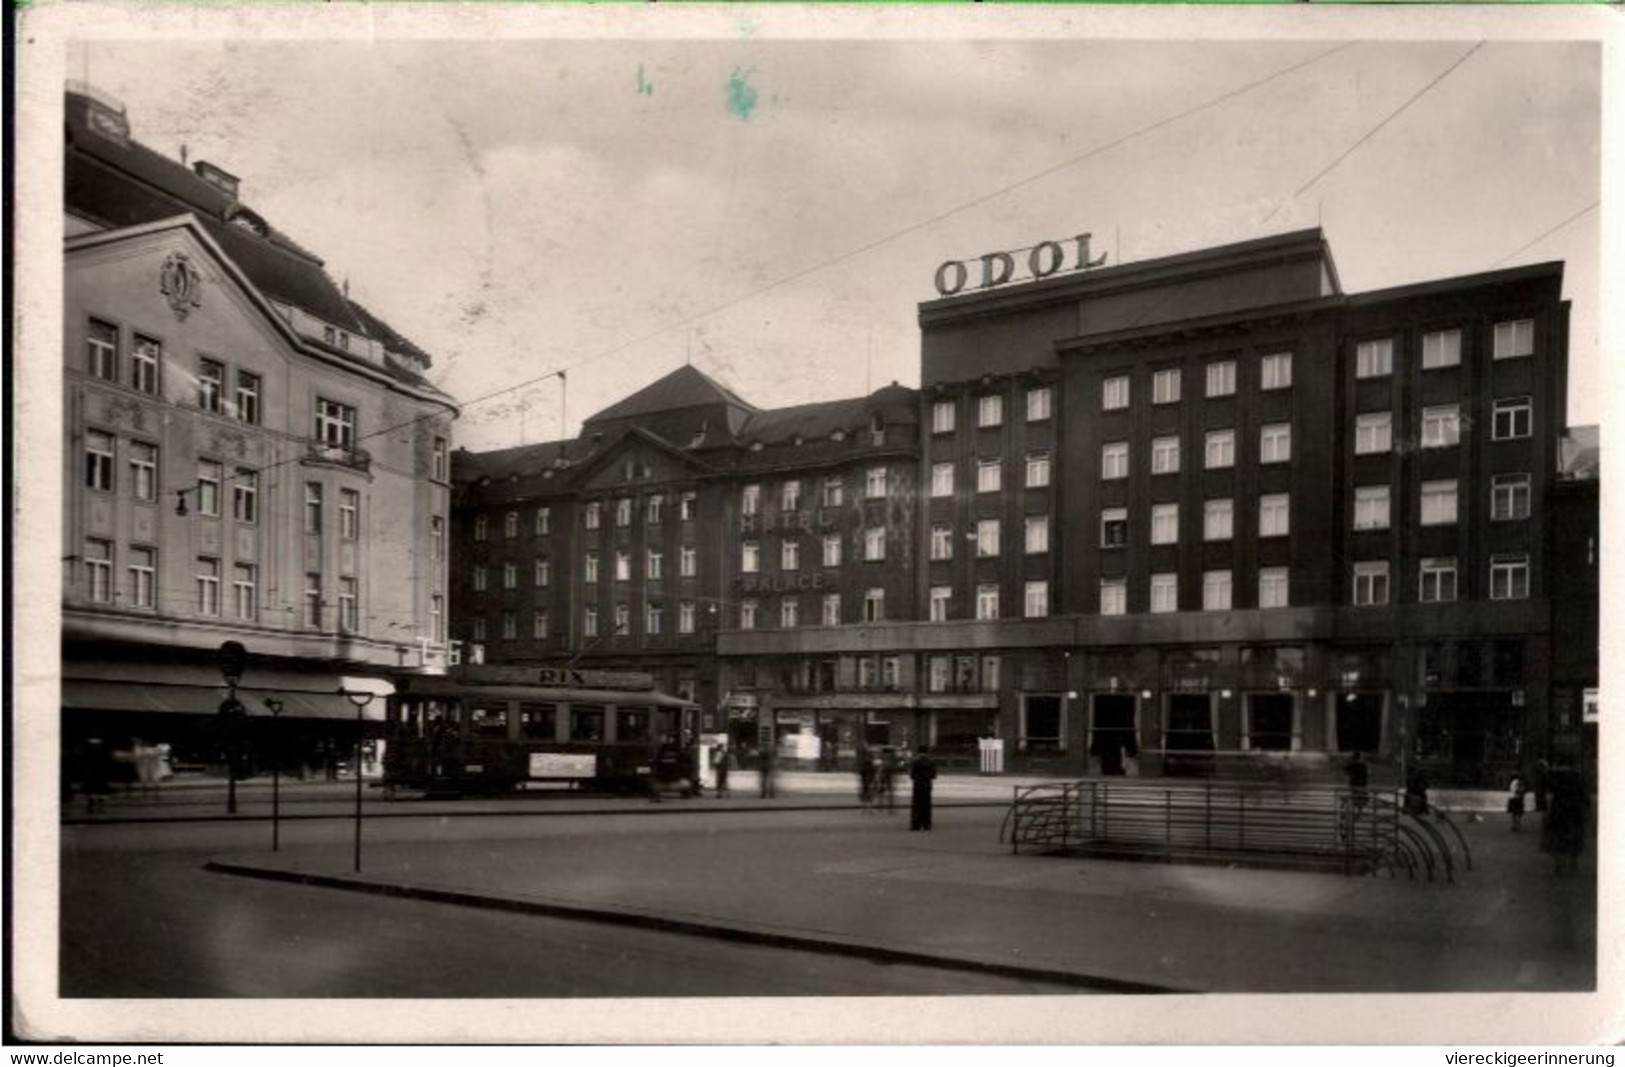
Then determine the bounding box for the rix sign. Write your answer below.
[934,233,1108,297]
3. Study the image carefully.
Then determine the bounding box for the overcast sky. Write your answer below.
[72,33,1601,452]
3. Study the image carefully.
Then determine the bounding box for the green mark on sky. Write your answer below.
[727,66,758,121]
[636,64,653,97]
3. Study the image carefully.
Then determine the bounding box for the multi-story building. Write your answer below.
[61,84,458,767]
[454,228,1591,787]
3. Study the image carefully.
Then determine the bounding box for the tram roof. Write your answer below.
[392,680,698,709]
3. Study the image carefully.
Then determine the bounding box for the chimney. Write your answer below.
[193,160,241,200]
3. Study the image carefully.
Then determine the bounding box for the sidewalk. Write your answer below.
[201,796,1597,995]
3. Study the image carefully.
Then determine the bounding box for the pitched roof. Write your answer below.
[584,364,756,424]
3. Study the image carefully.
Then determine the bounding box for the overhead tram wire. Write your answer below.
[157,41,1359,506]
[1490,201,1599,269]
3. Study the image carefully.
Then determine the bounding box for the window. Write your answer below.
[1100,579,1127,617]
[535,558,551,587]
[1152,368,1181,405]
[1204,430,1235,469]
[433,437,449,482]
[977,457,1002,493]
[196,460,221,517]
[976,583,1000,620]
[741,542,759,574]
[1258,494,1290,537]
[533,507,550,536]
[431,517,446,561]
[431,596,445,643]
[821,535,841,568]
[473,617,488,643]
[1493,397,1532,441]
[1101,507,1128,548]
[615,498,633,528]
[614,604,630,634]
[502,562,518,590]
[864,527,886,561]
[1354,486,1391,531]
[863,588,885,622]
[930,523,954,561]
[584,502,601,530]
[315,398,356,448]
[1151,503,1179,545]
[1203,499,1234,541]
[304,483,324,534]
[866,467,888,499]
[614,550,632,582]
[680,492,698,521]
[1025,514,1050,554]
[931,462,954,498]
[931,400,956,434]
[741,485,760,516]
[129,441,157,502]
[774,598,799,629]
[340,489,359,540]
[233,563,258,620]
[1422,405,1461,448]
[1026,387,1052,422]
[87,320,118,380]
[583,607,599,638]
[1102,376,1129,411]
[1260,423,1292,464]
[1026,452,1051,488]
[822,594,841,626]
[926,656,949,694]
[132,336,160,394]
[781,481,801,512]
[234,371,260,425]
[474,514,489,542]
[1423,329,1462,369]
[1151,573,1178,614]
[820,479,843,509]
[198,358,224,413]
[339,577,359,632]
[1151,436,1180,475]
[534,610,550,639]
[1420,480,1458,526]
[1492,474,1532,521]
[114,545,170,625]
[1258,567,1289,609]
[472,566,488,592]
[1356,338,1394,378]
[780,541,799,572]
[1493,319,1535,360]
[1024,581,1049,618]
[504,511,519,539]
[85,430,114,492]
[197,558,220,615]
[1205,361,1236,398]
[649,603,666,634]
[679,601,696,634]
[1490,555,1530,600]
[1261,352,1292,390]
[1420,558,1458,603]
[976,519,1000,557]
[1101,441,1129,480]
[304,573,323,627]
[583,552,599,583]
[232,469,258,524]
[1202,570,1232,612]
[1353,561,1390,606]
[978,394,1003,428]
[84,540,113,603]
[1355,412,1393,454]
[646,495,664,525]
[929,586,952,622]
[644,549,662,580]
[680,544,698,577]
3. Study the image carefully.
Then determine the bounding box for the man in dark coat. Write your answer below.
[908,747,938,831]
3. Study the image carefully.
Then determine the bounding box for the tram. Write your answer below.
[383,665,702,796]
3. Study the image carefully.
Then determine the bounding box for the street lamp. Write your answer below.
[263,697,284,851]
[338,686,377,873]
[216,641,248,815]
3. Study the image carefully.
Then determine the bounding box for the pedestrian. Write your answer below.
[82,736,113,814]
[1345,751,1370,811]
[908,746,938,831]
[713,744,732,799]
[758,742,777,799]
[133,737,161,798]
[683,735,703,798]
[1403,766,1430,817]
[880,747,901,814]
[1542,766,1588,876]
[1533,758,1550,814]
[1507,772,1527,831]
[856,744,875,812]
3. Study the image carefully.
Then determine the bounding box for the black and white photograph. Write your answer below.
[9,3,1619,1048]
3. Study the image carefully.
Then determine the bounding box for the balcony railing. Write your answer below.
[303,439,372,473]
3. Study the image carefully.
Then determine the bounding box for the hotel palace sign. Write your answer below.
[934,233,1108,297]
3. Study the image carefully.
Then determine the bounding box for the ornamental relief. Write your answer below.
[159,251,204,320]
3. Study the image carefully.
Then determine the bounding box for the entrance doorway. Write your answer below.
[1164,694,1214,751]
[1246,693,1296,751]
[1090,694,1138,774]
[1336,693,1384,754]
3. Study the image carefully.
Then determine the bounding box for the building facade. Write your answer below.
[454,229,1591,787]
[62,84,458,768]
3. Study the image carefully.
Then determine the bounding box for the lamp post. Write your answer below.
[216,641,248,815]
[339,686,377,873]
[263,697,284,851]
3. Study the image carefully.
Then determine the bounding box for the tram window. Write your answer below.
[571,706,605,743]
[470,702,510,739]
[520,702,557,741]
[618,708,652,743]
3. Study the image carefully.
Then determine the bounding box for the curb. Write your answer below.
[203,859,1184,995]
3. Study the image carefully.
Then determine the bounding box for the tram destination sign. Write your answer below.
[452,664,656,691]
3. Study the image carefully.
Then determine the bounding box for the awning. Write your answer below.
[61,680,386,722]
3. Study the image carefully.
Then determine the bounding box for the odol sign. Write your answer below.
[934,233,1109,297]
